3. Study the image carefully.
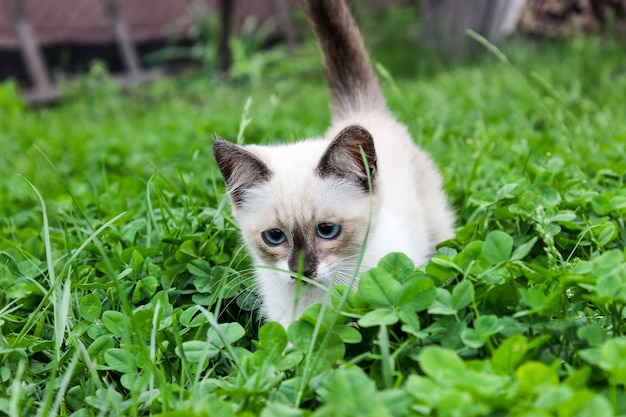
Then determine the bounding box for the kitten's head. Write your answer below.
[212,125,377,286]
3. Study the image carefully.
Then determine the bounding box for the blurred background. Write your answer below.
[1,0,624,105]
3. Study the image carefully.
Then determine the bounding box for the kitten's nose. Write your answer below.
[290,268,317,281]
[288,244,318,281]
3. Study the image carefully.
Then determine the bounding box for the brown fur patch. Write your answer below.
[304,0,385,117]
[288,227,318,278]
[212,139,272,205]
[318,125,377,192]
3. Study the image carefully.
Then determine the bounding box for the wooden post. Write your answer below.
[4,0,52,91]
[271,0,297,49]
[103,0,142,80]
[217,0,233,74]
[420,0,526,56]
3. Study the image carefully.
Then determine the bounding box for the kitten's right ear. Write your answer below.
[317,125,377,192]
[212,139,272,205]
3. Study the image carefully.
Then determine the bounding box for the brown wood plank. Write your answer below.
[4,0,52,90]
[103,0,142,80]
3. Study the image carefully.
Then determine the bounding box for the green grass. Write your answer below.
[1,8,626,416]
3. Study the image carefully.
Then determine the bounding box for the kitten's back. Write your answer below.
[306,0,456,259]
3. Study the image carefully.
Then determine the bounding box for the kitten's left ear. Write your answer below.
[317,125,377,191]
[212,139,272,205]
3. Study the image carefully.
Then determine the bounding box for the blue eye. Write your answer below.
[316,223,341,239]
[262,229,286,245]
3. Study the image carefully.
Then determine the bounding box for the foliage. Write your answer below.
[1,8,626,417]
[145,8,318,85]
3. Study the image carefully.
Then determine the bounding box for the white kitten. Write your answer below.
[212,0,454,328]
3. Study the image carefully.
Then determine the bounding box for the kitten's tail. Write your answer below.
[305,0,386,120]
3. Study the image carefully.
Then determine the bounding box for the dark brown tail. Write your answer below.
[305,0,386,119]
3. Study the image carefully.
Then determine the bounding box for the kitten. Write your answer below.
[212,0,455,328]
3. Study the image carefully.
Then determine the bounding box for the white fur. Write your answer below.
[230,109,454,328]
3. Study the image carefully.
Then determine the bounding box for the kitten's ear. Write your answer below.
[317,125,377,191]
[212,139,272,205]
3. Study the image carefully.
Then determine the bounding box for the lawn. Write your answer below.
[1,7,626,416]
